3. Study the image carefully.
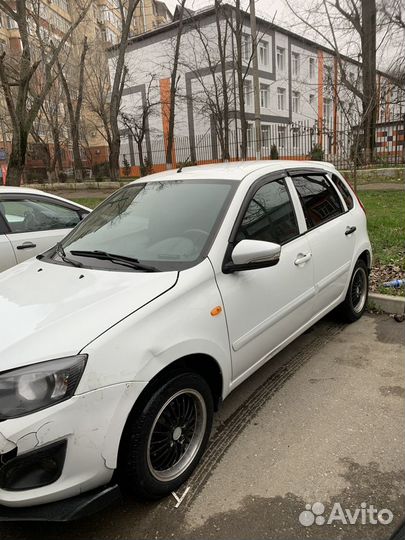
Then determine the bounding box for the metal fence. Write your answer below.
[120,118,405,176]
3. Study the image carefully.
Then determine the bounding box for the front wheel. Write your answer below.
[117,372,213,499]
[340,259,369,322]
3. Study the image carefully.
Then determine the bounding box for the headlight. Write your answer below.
[0,355,87,420]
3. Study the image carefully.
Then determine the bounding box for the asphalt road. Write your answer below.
[1,313,404,540]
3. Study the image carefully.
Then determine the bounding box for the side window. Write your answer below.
[331,174,354,210]
[291,173,343,229]
[0,198,81,233]
[236,178,299,245]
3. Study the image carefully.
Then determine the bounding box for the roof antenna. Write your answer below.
[177,154,190,173]
[177,125,213,172]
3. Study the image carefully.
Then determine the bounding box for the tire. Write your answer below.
[117,372,214,500]
[340,259,369,323]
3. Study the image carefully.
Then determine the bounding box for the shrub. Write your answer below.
[140,157,153,177]
[122,155,131,176]
[310,144,324,161]
[270,145,279,160]
[92,161,110,180]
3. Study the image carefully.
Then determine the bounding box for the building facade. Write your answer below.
[110,4,405,175]
[0,0,172,179]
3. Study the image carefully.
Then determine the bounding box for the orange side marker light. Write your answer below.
[210,306,222,317]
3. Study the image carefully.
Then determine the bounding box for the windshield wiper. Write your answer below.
[54,242,83,268]
[69,250,159,272]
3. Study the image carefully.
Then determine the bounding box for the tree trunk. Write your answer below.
[361,0,377,164]
[109,135,121,180]
[234,0,248,160]
[137,140,145,174]
[166,0,186,168]
[216,1,230,161]
[6,130,28,186]
[71,123,84,182]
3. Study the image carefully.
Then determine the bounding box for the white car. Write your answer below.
[0,187,90,272]
[0,161,371,519]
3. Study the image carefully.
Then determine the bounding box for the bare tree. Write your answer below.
[0,0,91,185]
[165,0,187,169]
[107,0,142,180]
[182,1,234,160]
[57,36,89,182]
[30,77,68,182]
[119,77,159,174]
[285,0,379,163]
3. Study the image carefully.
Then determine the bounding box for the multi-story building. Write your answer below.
[0,0,172,178]
[111,3,405,174]
[133,0,172,35]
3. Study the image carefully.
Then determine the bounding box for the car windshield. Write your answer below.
[56,180,235,271]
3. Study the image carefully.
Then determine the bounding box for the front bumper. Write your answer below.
[0,484,121,521]
[0,381,147,508]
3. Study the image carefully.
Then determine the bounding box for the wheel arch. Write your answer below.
[113,354,222,479]
[128,354,224,417]
[357,249,371,271]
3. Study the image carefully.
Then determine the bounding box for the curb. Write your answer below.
[368,292,405,315]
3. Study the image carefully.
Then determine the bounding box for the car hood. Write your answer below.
[0,258,178,371]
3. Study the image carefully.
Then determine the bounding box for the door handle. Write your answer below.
[345,226,357,236]
[294,252,312,266]
[16,241,37,250]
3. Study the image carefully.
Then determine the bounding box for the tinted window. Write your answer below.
[291,174,343,229]
[0,198,81,233]
[331,174,354,210]
[236,179,299,245]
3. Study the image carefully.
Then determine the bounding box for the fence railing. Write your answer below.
[19,118,405,182]
[119,119,405,177]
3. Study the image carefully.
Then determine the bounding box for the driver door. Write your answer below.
[216,175,316,385]
[0,196,83,265]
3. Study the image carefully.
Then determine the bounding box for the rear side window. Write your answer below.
[331,174,354,210]
[0,198,81,233]
[236,178,299,245]
[291,173,343,230]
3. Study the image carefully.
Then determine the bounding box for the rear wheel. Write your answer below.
[117,372,213,499]
[340,259,369,322]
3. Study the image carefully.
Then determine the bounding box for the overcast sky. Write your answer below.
[163,0,402,70]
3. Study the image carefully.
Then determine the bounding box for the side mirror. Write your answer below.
[223,239,281,273]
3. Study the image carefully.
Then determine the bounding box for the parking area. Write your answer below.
[1,312,404,539]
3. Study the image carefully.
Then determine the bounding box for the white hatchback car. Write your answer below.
[0,162,371,519]
[0,187,90,272]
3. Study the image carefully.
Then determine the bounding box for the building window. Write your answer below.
[276,47,285,71]
[324,64,333,84]
[292,91,300,113]
[260,84,270,108]
[277,87,286,110]
[7,16,18,29]
[309,57,316,79]
[247,123,254,148]
[292,128,299,148]
[278,126,286,148]
[261,125,270,149]
[242,34,251,63]
[243,80,253,107]
[324,98,332,122]
[309,94,315,107]
[292,52,300,78]
[259,40,269,67]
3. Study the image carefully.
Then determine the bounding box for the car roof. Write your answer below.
[130,160,337,184]
[0,186,90,211]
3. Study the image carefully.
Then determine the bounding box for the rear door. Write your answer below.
[0,214,17,271]
[0,195,84,265]
[287,168,356,315]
